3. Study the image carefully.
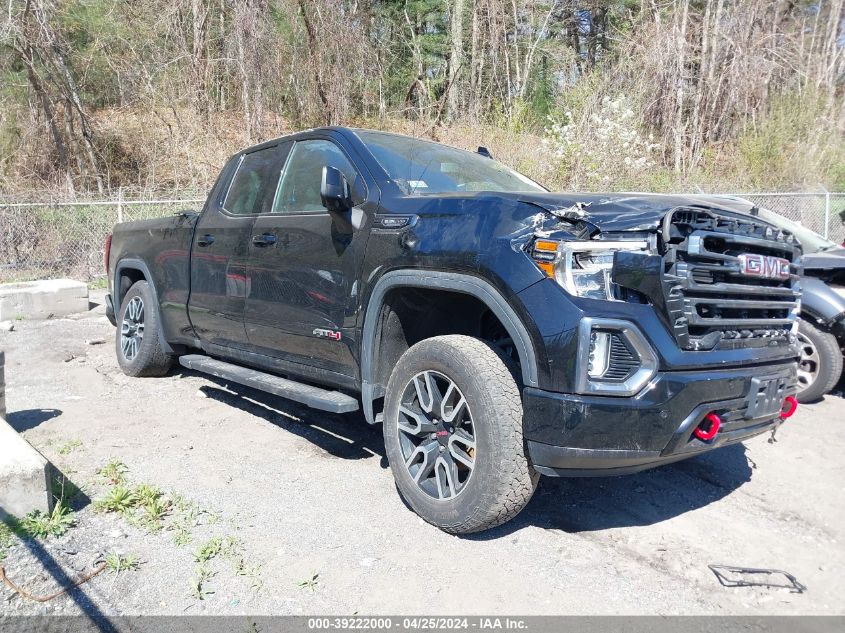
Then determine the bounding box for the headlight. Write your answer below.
[531,239,650,300]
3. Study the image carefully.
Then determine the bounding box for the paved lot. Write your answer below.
[0,292,843,615]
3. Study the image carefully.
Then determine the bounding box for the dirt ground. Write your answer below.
[1,290,843,616]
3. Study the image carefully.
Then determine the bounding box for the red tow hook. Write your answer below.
[694,412,721,441]
[780,396,798,419]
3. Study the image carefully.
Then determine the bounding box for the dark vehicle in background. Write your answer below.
[104,128,802,533]
[714,197,845,402]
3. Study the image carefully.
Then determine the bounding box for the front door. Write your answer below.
[188,144,289,350]
[243,138,370,382]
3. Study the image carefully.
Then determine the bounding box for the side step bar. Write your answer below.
[179,354,359,414]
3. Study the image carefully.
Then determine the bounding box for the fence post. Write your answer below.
[117,187,124,224]
[824,190,831,239]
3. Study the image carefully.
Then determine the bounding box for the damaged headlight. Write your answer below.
[530,239,650,300]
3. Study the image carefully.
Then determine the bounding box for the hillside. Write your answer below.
[1,0,843,197]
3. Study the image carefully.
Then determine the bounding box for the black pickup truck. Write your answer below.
[105,127,802,533]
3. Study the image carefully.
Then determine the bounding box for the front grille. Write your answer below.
[661,207,801,351]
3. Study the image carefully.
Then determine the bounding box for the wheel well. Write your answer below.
[371,287,522,393]
[117,267,146,307]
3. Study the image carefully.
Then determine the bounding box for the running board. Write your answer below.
[178,354,359,414]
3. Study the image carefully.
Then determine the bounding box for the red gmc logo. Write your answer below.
[737,253,790,280]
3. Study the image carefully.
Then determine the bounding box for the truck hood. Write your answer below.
[514,192,759,233]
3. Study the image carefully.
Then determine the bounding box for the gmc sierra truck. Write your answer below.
[105,127,802,533]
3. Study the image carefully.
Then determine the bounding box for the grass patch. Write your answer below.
[171,524,193,546]
[233,557,263,592]
[19,503,75,539]
[140,496,170,531]
[94,485,136,514]
[194,536,223,563]
[105,552,140,573]
[0,521,15,561]
[297,572,320,592]
[190,564,215,600]
[97,459,128,485]
[57,439,83,455]
[133,484,161,507]
[94,478,173,532]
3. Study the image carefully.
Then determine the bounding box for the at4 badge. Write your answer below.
[313,328,342,341]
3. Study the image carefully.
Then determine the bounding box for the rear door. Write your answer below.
[188,144,289,350]
[242,137,371,382]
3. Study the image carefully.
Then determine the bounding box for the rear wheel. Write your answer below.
[383,335,538,534]
[796,319,842,403]
[115,280,173,377]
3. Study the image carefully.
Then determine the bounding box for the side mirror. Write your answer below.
[321,165,363,234]
[321,166,352,213]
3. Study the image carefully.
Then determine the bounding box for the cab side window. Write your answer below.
[223,146,284,215]
[272,140,361,214]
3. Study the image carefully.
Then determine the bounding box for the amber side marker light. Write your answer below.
[531,239,559,278]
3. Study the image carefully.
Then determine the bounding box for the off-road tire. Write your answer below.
[383,335,538,534]
[796,319,842,403]
[115,280,174,377]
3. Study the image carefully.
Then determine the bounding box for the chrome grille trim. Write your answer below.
[661,207,801,351]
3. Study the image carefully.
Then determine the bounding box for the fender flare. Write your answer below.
[801,277,845,327]
[113,258,174,354]
[360,269,539,423]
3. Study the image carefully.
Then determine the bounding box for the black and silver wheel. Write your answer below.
[115,280,173,377]
[396,370,477,500]
[796,319,843,403]
[383,335,538,534]
[120,296,145,361]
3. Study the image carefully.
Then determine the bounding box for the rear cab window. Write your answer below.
[223,145,290,215]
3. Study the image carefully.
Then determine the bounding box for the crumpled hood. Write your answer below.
[514,192,758,233]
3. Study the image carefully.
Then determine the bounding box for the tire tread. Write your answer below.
[385,335,538,534]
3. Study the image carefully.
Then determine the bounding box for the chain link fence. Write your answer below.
[1,192,843,283]
[0,197,204,283]
[726,192,845,245]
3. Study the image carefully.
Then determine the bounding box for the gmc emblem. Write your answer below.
[737,253,790,280]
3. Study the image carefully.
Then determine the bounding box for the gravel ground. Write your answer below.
[0,290,843,616]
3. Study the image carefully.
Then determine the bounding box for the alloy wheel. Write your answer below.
[396,370,476,501]
[120,296,145,361]
[797,330,820,391]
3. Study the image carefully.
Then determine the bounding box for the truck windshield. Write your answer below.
[357,130,546,196]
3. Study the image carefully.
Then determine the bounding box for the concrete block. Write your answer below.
[0,350,4,419]
[0,349,52,519]
[0,420,52,520]
[0,278,89,320]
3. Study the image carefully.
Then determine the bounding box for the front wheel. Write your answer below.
[115,280,174,377]
[796,319,843,403]
[383,335,538,534]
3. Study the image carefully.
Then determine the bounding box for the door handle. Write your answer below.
[252,233,277,247]
[197,234,215,247]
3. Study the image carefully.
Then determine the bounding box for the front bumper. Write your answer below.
[525,361,796,477]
